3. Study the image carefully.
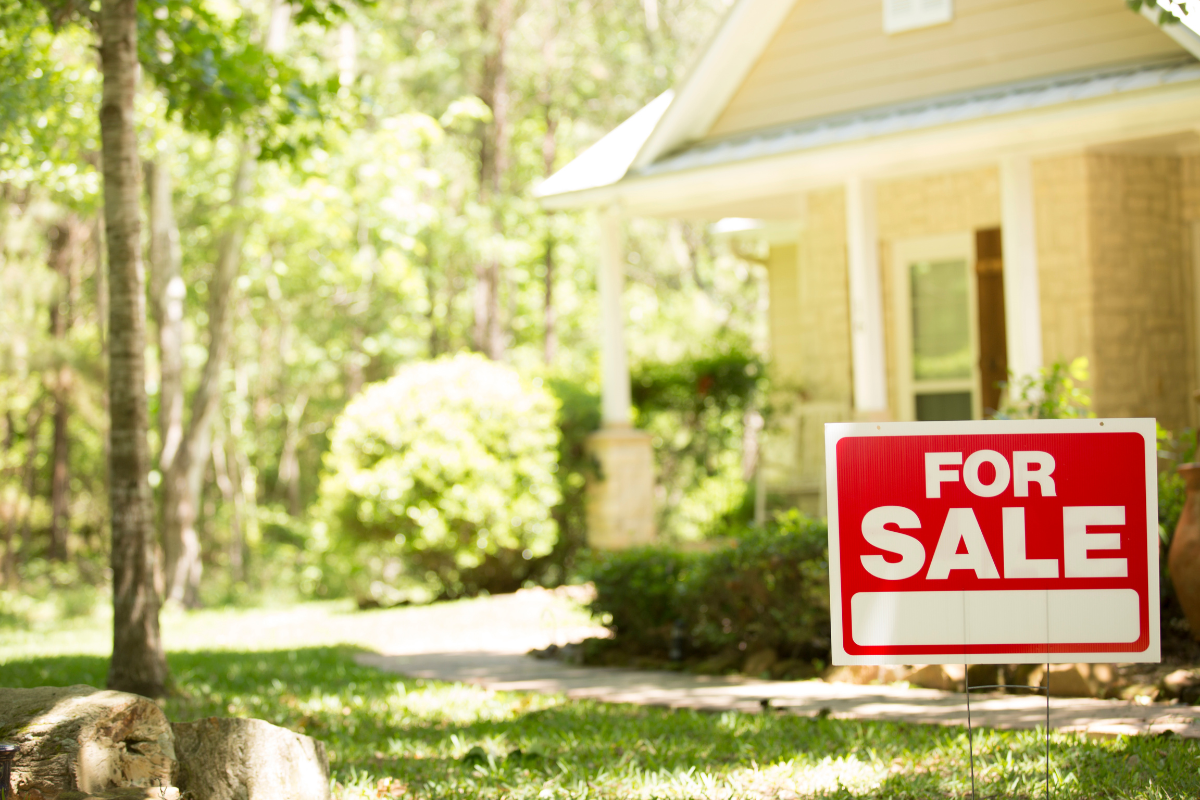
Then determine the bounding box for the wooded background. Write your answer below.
[0,0,770,691]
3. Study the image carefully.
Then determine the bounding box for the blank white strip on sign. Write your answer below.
[850,589,1139,647]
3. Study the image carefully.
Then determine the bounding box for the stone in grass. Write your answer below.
[52,789,180,800]
[172,718,329,800]
[1160,669,1200,703]
[0,685,175,799]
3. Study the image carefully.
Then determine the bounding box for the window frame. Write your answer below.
[891,232,981,422]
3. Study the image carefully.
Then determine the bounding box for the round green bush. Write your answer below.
[320,353,561,599]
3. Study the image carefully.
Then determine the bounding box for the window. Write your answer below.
[884,0,953,34]
[893,234,980,422]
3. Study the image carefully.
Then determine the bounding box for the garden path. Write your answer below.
[355,588,1200,739]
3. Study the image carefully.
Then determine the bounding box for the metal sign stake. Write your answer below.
[963,662,1051,800]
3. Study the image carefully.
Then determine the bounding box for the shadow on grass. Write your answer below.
[1,647,1196,799]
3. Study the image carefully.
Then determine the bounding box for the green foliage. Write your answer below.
[995,357,1095,420]
[579,546,697,653]
[1156,423,1197,548]
[581,512,830,661]
[320,353,561,599]
[632,345,765,540]
[3,604,1196,800]
[687,512,829,659]
[1126,0,1191,25]
[543,375,601,582]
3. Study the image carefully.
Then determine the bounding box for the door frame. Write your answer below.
[892,232,981,422]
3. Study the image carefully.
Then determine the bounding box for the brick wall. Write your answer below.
[1033,154,1095,376]
[1086,153,1191,430]
[796,187,853,404]
[765,243,802,385]
[877,167,1002,418]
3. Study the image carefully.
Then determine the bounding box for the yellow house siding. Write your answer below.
[707,0,1186,139]
[876,167,1002,418]
[1184,155,1200,222]
[1033,154,1095,375]
[1087,153,1191,430]
[765,243,803,385]
[797,187,853,403]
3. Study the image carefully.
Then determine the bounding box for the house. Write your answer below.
[537,0,1200,546]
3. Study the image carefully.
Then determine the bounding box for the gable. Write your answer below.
[704,0,1190,141]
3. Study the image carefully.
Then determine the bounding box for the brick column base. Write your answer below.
[585,427,655,549]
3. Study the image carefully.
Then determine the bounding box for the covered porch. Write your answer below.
[538,17,1200,541]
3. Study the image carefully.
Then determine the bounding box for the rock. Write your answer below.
[1120,683,1161,703]
[966,664,998,688]
[905,665,964,692]
[1029,664,1096,698]
[52,790,179,800]
[1160,669,1200,703]
[1003,664,1037,691]
[0,685,176,800]
[172,717,329,800]
[823,665,911,685]
[742,647,778,677]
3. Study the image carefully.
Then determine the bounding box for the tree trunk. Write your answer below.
[20,400,46,570]
[0,685,176,797]
[277,393,308,517]
[473,0,517,361]
[47,215,86,562]
[1,410,19,587]
[162,148,253,609]
[100,0,169,698]
[145,156,184,474]
[541,93,558,365]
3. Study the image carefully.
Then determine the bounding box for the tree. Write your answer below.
[100,0,168,696]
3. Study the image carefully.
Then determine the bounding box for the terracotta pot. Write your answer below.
[1169,463,1200,640]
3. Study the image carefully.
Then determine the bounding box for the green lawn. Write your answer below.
[1,601,1197,799]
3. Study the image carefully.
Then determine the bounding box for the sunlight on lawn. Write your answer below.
[1,601,1198,799]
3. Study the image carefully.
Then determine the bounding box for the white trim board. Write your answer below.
[541,80,1200,216]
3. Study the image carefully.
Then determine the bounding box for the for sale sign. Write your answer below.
[825,419,1159,665]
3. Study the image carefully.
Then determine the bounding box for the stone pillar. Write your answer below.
[586,428,656,549]
[587,206,655,549]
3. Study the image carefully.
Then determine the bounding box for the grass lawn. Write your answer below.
[1,600,1198,799]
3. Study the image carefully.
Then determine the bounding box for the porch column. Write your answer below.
[1000,156,1044,384]
[598,206,633,426]
[845,177,889,416]
[587,206,655,549]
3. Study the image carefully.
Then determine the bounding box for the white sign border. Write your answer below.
[825,418,1160,666]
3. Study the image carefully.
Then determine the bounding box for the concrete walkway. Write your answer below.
[357,650,1200,739]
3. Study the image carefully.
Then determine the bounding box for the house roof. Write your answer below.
[536,0,1200,210]
[639,58,1200,180]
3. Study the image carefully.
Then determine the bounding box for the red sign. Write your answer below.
[826,419,1159,665]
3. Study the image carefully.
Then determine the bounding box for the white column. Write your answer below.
[845,177,888,415]
[598,205,633,427]
[1000,156,1044,384]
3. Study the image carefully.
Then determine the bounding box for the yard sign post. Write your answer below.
[825,418,1160,798]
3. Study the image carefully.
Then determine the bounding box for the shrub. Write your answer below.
[581,511,830,662]
[686,511,829,659]
[631,345,765,540]
[995,357,1094,419]
[319,353,561,599]
[543,376,602,583]
[581,546,697,654]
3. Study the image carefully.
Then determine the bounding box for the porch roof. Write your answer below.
[638,57,1200,180]
[538,56,1200,218]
